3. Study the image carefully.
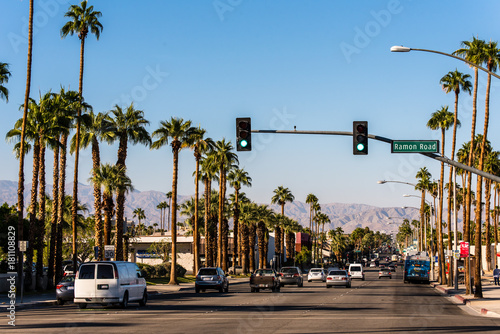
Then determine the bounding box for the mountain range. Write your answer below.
[0,180,454,234]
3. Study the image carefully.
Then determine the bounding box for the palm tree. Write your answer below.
[227,167,252,269]
[55,89,80,284]
[415,167,431,253]
[311,202,321,265]
[166,191,172,231]
[484,150,500,271]
[16,0,34,287]
[133,208,146,227]
[211,139,239,271]
[472,41,500,297]
[189,127,214,274]
[271,186,295,267]
[61,0,103,272]
[152,117,195,284]
[200,158,217,266]
[305,194,318,234]
[157,201,168,235]
[89,163,133,250]
[0,62,11,102]
[71,111,112,260]
[427,106,455,285]
[440,69,470,286]
[108,103,150,260]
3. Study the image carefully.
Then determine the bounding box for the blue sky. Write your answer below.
[1,0,500,210]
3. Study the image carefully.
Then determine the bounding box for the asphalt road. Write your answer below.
[5,268,500,333]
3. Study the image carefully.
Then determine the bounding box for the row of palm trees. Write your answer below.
[404,37,500,298]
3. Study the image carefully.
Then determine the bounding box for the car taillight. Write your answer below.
[114,269,119,279]
[217,275,221,281]
[327,277,332,280]
[56,284,63,290]
[342,277,346,280]
[63,272,67,277]
[196,275,200,280]
[293,273,299,277]
[75,271,78,278]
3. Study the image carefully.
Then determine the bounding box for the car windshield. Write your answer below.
[329,271,346,276]
[255,269,274,276]
[310,269,322,273]
[281,268,298,274]
[350,267,361,271]
[199,268,217,276]
[60,275,75,283]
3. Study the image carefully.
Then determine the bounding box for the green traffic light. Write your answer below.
[357,143,365,151]
[240,139,248,148]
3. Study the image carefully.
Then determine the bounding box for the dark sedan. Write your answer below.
[56,274,75,305]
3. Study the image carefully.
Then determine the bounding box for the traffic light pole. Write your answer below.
[251,129,500,183]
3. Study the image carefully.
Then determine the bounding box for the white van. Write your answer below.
[348,263,365,280]
[74,261,147,309]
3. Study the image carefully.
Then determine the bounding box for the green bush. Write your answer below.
[154,264,167,277]
[136,262,186,278]
[137,263,154,279]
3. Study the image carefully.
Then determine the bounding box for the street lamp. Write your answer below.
[377,180,416,187]
[390,46,500,80]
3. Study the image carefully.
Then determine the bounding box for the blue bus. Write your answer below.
[403,257,430,284]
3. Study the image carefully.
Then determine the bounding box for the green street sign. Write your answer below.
[391,140,439,153]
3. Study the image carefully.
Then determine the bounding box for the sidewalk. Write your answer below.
[431,272,500,318]
[0,276,248,310]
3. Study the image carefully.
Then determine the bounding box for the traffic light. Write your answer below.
[353,121,368,155]
[236,117,251,151]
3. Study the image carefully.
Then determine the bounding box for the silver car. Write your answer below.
[195,267,229,293]
[279,267,303,287]
[307,268,327,282]
[326,270,352,288]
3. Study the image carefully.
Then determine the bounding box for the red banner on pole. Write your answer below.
[460,241,469,258]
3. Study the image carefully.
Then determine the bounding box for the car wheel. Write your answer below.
[276,286,280,292]
[390,277,392,279]
[378,277,381,279]
[224,284,229,293]
[57,298,65,306]
[298,281,303,288]
[195,287,200,293]
[139,290,147,307]
[255,288,260,293]
[251,287,255,293]
[326,285,331,289]
[120,292,128,309]
[362,277,365,281]
[78,303,87,309]
[219,287,224,293]
[345,284,349,288]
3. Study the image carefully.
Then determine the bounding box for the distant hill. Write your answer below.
[0,180,460,234]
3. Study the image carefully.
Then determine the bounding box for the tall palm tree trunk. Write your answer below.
[193,159,200,274]
[249,224,256,272]
[55,134,68,285]
[36,145,46,290]
[92,138,103,260]
[438,129,446,285]
[241,224,249,274]
[103,193,113,246]
[485,180,492,272]
[217,167,224,268]
[17,0,34,291]
[204,178,210,267]
[115,137,128,261]
[465,67,479,295]
[447,91,460,286]
[26,141,40,290]
[232,189,239,269]
[48,142,59,289]
[169,147,180,285]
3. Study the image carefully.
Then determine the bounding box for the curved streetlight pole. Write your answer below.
[390,46,500,80]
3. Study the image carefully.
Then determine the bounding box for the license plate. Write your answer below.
[258,284,267,288]
[286,275,292,278]
[203,277,211,281]
[68,286,74,290]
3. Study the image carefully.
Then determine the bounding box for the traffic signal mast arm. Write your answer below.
[250,129,500,183]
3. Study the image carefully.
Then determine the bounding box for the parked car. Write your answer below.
[388,264,396,272]
[74,261,147,309]
[348,263,365,280]
[56,274,75,305]
[379,268,392,279]
[195,267,229,293]
[250,268,280,292]
[307,268,327,282]
[279,267,303,287]
[326,270,351,288]
[369,262,376,268]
